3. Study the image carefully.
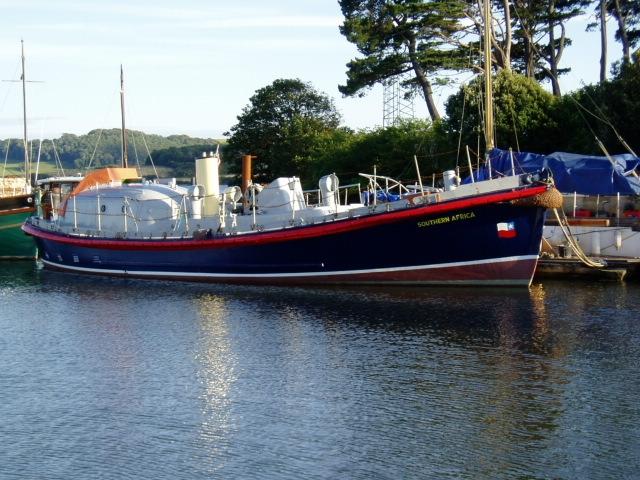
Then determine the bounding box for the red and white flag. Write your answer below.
[497,221,517,238]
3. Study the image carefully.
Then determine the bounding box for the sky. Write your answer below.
[0,0,623,141]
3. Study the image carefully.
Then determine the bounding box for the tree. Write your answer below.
[224,79,342,184]
[313,119,454,184]
[586,0,609,82]
[608,0,640,64]
[600,0,609,81]
[338,0,468,121]
[461,1,514,72]
[552,61,640,154]
[445,69,557,152]
[150,144,221,178]
[509,0,588,96]
[0,130,215,174]
[543,1,588,95]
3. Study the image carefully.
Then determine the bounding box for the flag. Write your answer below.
[497,221,517,238]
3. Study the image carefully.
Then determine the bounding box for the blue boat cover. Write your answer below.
[471,148,640,195]
[362,191,402,205]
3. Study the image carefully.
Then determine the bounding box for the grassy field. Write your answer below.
[2,161,183,179]
[2,161,63,177]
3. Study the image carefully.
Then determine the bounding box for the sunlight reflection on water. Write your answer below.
[0,264,638,479]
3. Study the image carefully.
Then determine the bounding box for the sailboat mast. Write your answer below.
[21,40,30,186]
[120,65,128,168]
[483,0,495,151]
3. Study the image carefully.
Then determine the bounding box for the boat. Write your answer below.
[23,153,557,285]
[0,189,34,259]
[483,148,640,259]
[0,41,36,259]
[21,5,560,286]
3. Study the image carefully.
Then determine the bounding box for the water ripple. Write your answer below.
[0,266,638,479]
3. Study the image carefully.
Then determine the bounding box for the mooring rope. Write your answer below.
[552,207,606,268]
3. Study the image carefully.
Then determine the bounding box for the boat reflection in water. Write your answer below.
[2,261,638,479]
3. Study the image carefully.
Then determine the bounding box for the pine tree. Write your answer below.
[339,0,468,121]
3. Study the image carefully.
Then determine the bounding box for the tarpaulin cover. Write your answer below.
[71,168,140,196]
[472,148,640,195]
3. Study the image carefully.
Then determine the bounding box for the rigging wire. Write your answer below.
[49,138,65,177]
[575,86,638,157]
[565,95,636,177]
[510,106,520,153]
[137,130,159,180]
[0,59,21,115]
[1,138,10,189]
[126,96,159,179]
[455,85,467,169]
[34,138,43,181]
[455,45,477,169]
[130,127,141,171]
[566,95,600,141]
[85,87,118,171]
[86,128,105,172]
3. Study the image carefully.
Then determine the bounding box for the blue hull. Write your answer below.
[26,199,546,286]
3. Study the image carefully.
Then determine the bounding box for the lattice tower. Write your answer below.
[382,74,415,127]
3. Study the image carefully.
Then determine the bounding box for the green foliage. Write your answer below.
[224,78,342,184]
[339,0,467,120]
[443,64,640,156]
[313,119,455,186]
[150,144,225,178]
[0,129,216,175]
[445,70,557,153]
[608,0,640,61]
[510,0,588,87]
[551,61,640,154]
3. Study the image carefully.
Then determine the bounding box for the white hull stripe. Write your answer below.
[41,255,538,279]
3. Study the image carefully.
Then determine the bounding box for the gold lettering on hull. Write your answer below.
[417,211,476,228]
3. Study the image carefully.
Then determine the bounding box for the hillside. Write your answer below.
[0,129,223,177]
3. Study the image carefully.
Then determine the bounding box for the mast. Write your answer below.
[120,65,128,168]
[483,0,495,151]
[21,40,30,187]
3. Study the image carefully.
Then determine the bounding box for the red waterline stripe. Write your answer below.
[23,185,548,251]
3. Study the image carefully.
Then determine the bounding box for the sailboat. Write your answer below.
[0,41,36,259]
[484,148,640,259]
[22,12,561,286]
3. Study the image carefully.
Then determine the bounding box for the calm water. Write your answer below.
[0,262,638,480]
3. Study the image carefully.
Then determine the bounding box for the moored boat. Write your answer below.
[23,151,557,286]
[21,3,560,287]
[484,148,640,259]
[0,192,35,259]
[0,41,36,259]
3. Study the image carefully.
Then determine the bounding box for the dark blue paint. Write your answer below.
[33,203,545,277]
